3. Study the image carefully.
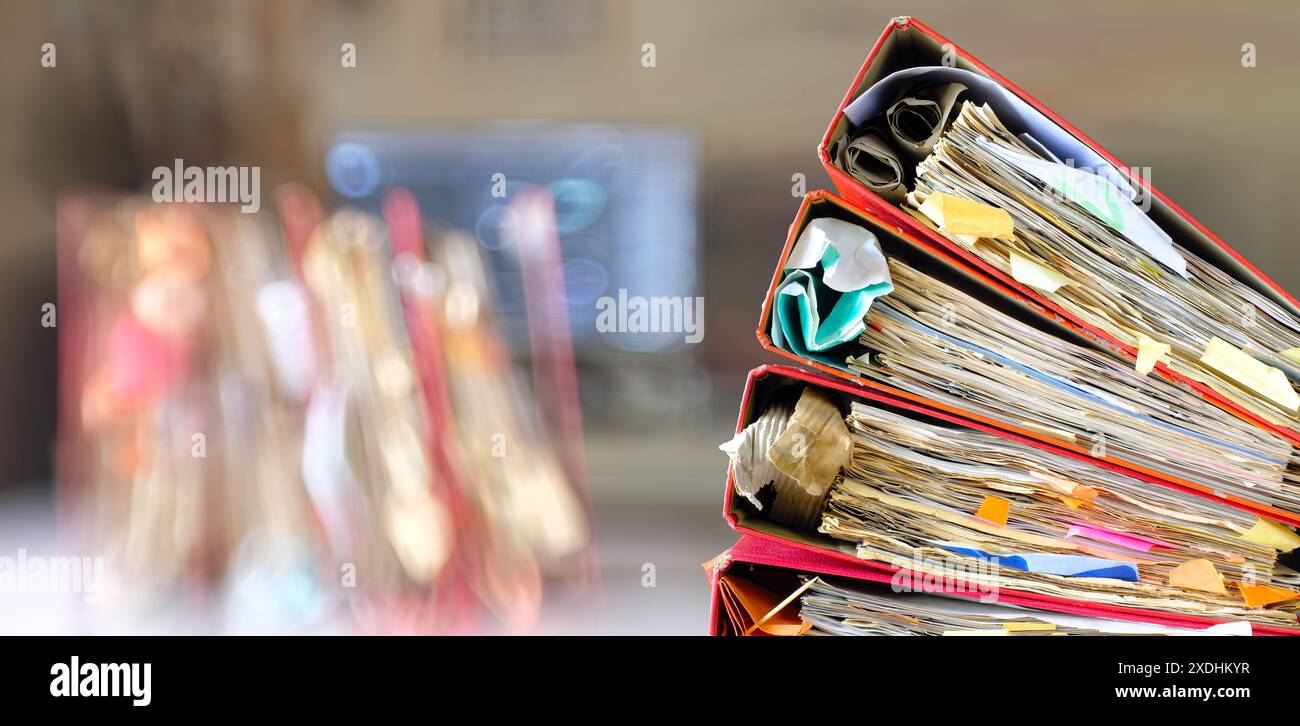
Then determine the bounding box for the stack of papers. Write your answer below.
[845,258,1300,512]
[820,400,1296,625]
[799,577,1254,636]
[718,17,1300,636]
[905,101,1300,424]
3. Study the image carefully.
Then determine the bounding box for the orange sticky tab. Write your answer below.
[1168,558,1227,595]
[1071,485,1099,501]
[1237,583,1300,608]
[975,495,1010,527]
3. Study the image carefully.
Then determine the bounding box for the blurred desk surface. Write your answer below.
[0,427,735,635]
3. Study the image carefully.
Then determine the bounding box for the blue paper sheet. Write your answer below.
[940,545,1139,581]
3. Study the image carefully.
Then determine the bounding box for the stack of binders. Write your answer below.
[709,17,1300,637]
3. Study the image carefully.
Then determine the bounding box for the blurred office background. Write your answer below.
[3,0,1300,633]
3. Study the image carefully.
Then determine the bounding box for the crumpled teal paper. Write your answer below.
[772,219,894,364]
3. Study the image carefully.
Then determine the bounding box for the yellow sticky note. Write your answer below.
[1009,251,1074,293]
[1168,558,1227,595]
[1200,337,1300,413]
[1281,348,1300,366]
[918,192,1015,241]
[1238,583,1300,608]
[1135,334,1170,376]
[1002,622,1056,632]
[1239,518,1300,551]
[975,495,1010,527]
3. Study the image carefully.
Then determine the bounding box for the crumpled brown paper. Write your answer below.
[767,387,853,499]
[721,387,853,531]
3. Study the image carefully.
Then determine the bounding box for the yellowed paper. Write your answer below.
[1135,334,1171,376]
[1003,622,1056,632]
[1009,250,1074,293]
[1281,348,1300,366]
[1239,517,1300,551]
[836,480,1071,550]
[917,192,1015,241]
[1199,337,1299,413]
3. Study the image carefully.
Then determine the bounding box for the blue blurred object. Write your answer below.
[324,123,700,356]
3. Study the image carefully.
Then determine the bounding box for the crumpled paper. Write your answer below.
[720,387,853,530]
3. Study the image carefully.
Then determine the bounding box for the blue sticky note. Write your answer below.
[941,545,1138,581]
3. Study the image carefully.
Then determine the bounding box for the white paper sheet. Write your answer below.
[786,217,893,293]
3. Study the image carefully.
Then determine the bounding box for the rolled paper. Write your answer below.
[744,576,819,636]
[718,574,813,637]
[833,128,907,202]
[842,66,1135,199]
[774,218,894,365]
[886,82,967,160]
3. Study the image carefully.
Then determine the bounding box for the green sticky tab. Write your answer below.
[1049,176,1125,232]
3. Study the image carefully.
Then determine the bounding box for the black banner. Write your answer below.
[1,635,1290,713]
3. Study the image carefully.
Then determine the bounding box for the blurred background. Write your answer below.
[2,0,1300,634]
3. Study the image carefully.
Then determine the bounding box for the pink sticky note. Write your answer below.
[1066,523,1173,552]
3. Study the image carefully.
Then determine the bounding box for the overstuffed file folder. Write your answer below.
[758,190,1300,528]
[714,15,1300,637]
[716,365,1300,634]
[816,17,1300,452]
[706,535,1291,636]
